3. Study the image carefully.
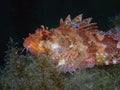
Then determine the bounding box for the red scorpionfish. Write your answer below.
[23,14,120,73]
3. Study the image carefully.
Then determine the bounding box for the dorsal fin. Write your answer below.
[60,18,64,26]
[81,18,92,25]
[78,23,97,30]
[72,14,83,23]
[59,14,98,30]
[78,18,93,27]
[64,14,71,25]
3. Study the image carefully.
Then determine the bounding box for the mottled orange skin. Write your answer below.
[24,14,120,72]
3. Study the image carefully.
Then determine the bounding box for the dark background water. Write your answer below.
[0,0,120,66]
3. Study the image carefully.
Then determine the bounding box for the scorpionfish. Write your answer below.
[23,14,120,72]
